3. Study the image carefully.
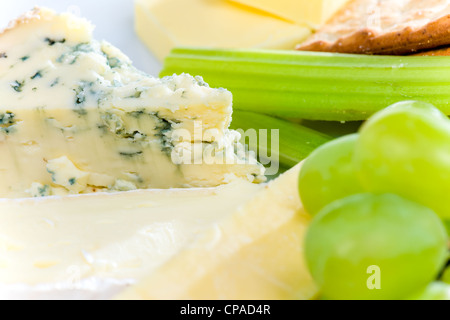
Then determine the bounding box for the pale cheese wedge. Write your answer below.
[117,164,317,300]
[135,0,312,61]
[0,180,262,299]
[0,165,316,300]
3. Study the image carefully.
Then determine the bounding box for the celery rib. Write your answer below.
[230,111,333,169]
[161,48,450,121]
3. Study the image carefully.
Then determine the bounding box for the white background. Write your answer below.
[0,0,162,76]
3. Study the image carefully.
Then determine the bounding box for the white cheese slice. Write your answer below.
[0,165,317,300]
[0,180,262,299]
[118,164,317,300]
[0,7,265,198]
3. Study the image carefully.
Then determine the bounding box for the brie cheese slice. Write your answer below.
[0,180,262,299]
[118,164,317,300]
[0,166,317,300]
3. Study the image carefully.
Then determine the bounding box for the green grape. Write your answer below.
[407,282,450,300]
[444,220,450,236]
[298,134,363,215]
[305,193,448,300]
[354,100,450,219]
[441,262,450,284]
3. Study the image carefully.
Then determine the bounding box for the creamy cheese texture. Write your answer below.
[0,180,262,296]
[118,164,317,300]
[0,165,317,300]
[0,7,265,198]
[135,0,312,61]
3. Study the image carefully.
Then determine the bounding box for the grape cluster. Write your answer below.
[299,101,450,300]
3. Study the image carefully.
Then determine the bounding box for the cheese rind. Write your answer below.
[135,0,312,61]
[229,0,351,27]
[0,7,265,198]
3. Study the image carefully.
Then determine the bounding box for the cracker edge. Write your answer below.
[297,14,450,55]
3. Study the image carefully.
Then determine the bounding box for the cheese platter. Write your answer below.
[0,0,449,301]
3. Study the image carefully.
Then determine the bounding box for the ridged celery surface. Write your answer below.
[161,48,450,121]
[231,111,332,169]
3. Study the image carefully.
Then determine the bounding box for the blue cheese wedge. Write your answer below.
[0,7,265,198]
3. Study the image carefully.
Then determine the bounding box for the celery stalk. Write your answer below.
[161,48,450,121]
[230,110,333,169]
[298,120,362,138]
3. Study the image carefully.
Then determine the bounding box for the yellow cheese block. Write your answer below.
[116,164,318,300]
[230,0,351,27]
[135,0,312,61]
